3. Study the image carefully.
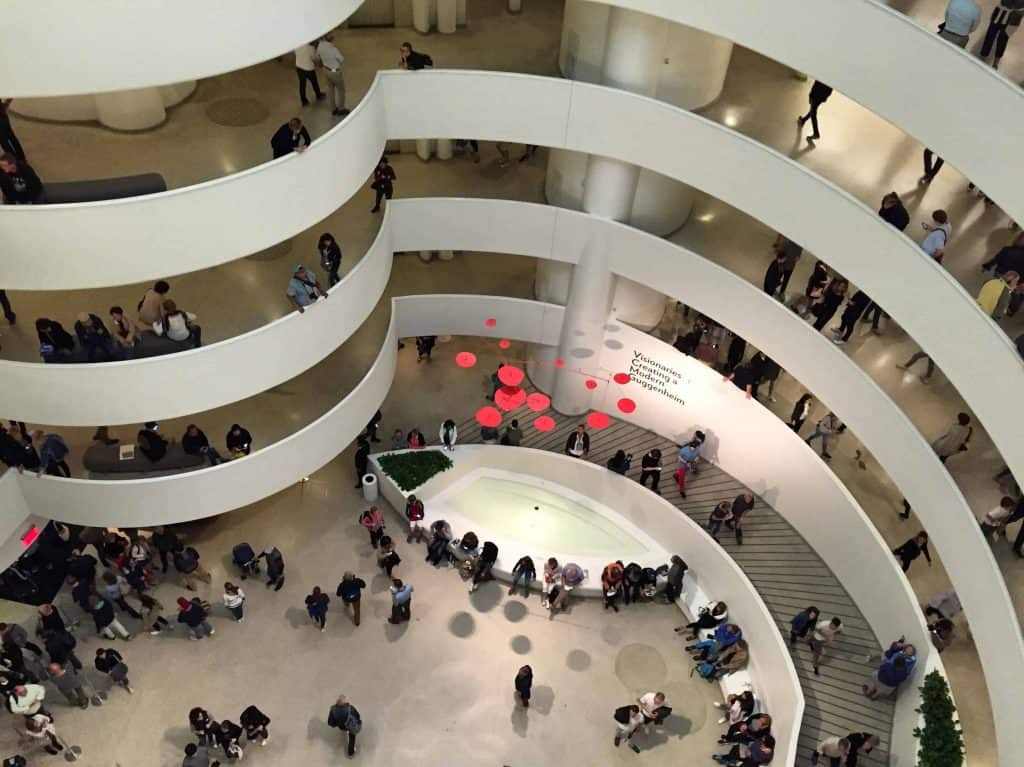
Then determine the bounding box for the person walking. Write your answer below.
[811,735,850,767]
[920,210,952,262]
[863,639,916,699]
[294,41,324,106]
[388,578,413,624]
[762,251,787,297]
[327,695,362,757]
[94,647,132,694]
[931,413,972,463]
[370,155,396,213]
[893,532,932,573]
[318,233,343,287]
[223,583,245,622]
[707,501,733,542]
[812,278,848,331]
[509,556,536,597]
[100,571,142,619]
[20,711,69,758]
[336,572,366,627]
[797,80,833,141]
[42,627,82,672]
[977,271,1020,319]
[771,234,803,298]
[809,616,842,675]
[377,536,401,576]
[979,496,1015,540]
[354,436,370,490]
[788,606,820,648]
[514,665,533,708]
[316,33,347,116]
[728,493,755,545]
[832,290,872,345]
[789,394,813,433]
[182,742,220,767]
[151,526,179,574]
[416,335,436,362]
[259,545,285,590]
[173,544,212,591]
[638,448,662,493]
[305,587,330,632]
[176,597,214,640]
[360,506,385,549]
[87,595,132,641]
[613,704,644,753]
[938,0,981,47]
[405,494,425,543]
[897,348,936,383]
[979,1,1024,69]
[240,704,271,747]
[540,557,560,608]
[271,118,311,159]
[805,412,842,460]
[47,662,88,708]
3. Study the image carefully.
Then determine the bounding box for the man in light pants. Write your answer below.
[317,34,348,117]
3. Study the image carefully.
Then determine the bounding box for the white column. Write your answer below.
[16,82,195,131]
[508,0,522,12]
[412,0,431,33]
[415,139,433,161]
[437,0,457,33]
[550,239,615,414]
[435,138,453,160]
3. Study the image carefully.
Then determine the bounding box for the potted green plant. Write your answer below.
[913,670,963,767]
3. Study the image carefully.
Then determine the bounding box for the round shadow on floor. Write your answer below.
[205,97,271,127]
[503,600,528,622]
[510,635,531,654]
[615,643,668,689]
[569,347,595,359]
[601,623,624,646]
[449,611,475,638]
[604,339,624,350]
[566,649,591,671]
[469,582,502,613]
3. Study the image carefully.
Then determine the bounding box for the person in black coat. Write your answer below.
[318,233,343,286]
[789,394,813,433]
[514,665,533,708]
[226,424,253,457]
[762,251,787,296]
[399,42,433,70]
[363,409,383,443]
[832,290,872,344]
[893,532,931,573]
[638,449,662,493]
[812,278,848,331]
[353,437,370,489]
[564,426,590,458]
[240,704,271,746]
[0,100,25,160]
[797,80,833,140]
[137,422,168,462]
[0,154,42,204]
[270,118,311,159]
[35,318,75,363]
[606,450,631,475]
[182,424,225,466]
[370,156,396,213]
[73,312,113,362]
[878,192,910,231]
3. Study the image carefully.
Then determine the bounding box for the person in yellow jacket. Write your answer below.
[977,271,1019,319]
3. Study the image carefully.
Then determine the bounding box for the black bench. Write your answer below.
[64,331,199,363]
[43,173,167,204]
[83,441,205,479]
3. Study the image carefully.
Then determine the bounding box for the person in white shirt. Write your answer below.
[980,496,1015,539]
[152,299,201,346]
[920,209,951,262]
[940,0,982,47]
[316,33,347,116]
[638,691,667,728]
[809,617,842,675]
[294,42,324,106]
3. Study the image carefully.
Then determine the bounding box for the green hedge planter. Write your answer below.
[377,450,454,493]
[913,670,964,767]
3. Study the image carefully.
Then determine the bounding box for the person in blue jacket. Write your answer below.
[788,606,820,648]
[863,639,916,699]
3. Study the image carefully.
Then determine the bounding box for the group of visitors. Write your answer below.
[706,493,756,545]
[0,421,70,477]
[185,704,271,763]
[136,421,253,464]
[302,571,367,631]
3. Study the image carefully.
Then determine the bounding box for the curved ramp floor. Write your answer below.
[455,403,894,766]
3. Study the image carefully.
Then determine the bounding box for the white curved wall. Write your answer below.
[583,0,1024,225]
[0,1,365,97]
[0,213,395,426]
[4,71,1021,505]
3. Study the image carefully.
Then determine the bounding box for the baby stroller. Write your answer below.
[232,543,261,580]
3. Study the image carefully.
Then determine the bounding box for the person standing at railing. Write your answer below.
[369,155,396,213]
[399,42,433,71]
[938,0,981,48]
[318,233,343,287]
[270,118,311,159]
[980,2,1024,69]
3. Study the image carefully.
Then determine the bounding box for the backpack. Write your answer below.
[175,547,199,573]
[691,660,718,680]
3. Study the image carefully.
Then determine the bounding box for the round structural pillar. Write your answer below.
[436,138,453,160]
[415,138,433,161]
[412,0,432,33]
[508,0,522,12]
[437,0,457,33]
[15,82,195,131]
[550,240,615,415]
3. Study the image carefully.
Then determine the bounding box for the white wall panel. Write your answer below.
[583,0,1024,224]
[0,1,365,97]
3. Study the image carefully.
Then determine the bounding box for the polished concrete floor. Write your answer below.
[0,0,1019,764]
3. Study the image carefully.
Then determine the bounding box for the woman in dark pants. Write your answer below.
[812,278,848,331]
[789,394,813,433]
[514,665,533,708]
[318,233,342,287]
[893,532,932,573]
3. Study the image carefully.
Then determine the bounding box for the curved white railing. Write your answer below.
[584,0,1024,224]
[0,1,364,97]
[0,210,395,426]
[1,200,993,762]
[2,71,1022,515]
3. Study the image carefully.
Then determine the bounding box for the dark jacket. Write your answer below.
[403,50,433,70]
[271,124,311,159]
[607,453,631,474]
[564,431,590,455]
[262,547,284,578]
[809,81,833,104]
[240,705,271,731]
[67,553,98,581]
[0,159,43,204]
[94,648,124,674]
[226,427,253,455]
[879,201,910,231]
[984,244,1024,275]
[790,610,816,636]
[43,630,77,666]
[182,429,210,456]
[515,668,533,694]
[177,601,206,628]
[137,427,168,462]
[74,315,111,346]
[328,702,361,733]
[841,290,872,322]
[512,557,535,578]
[320,241,342,273]
[480,541,499,564]
[305,592,330,613]
[336,577,366,603]
[89,598,116,630]
[37,321,75,352]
